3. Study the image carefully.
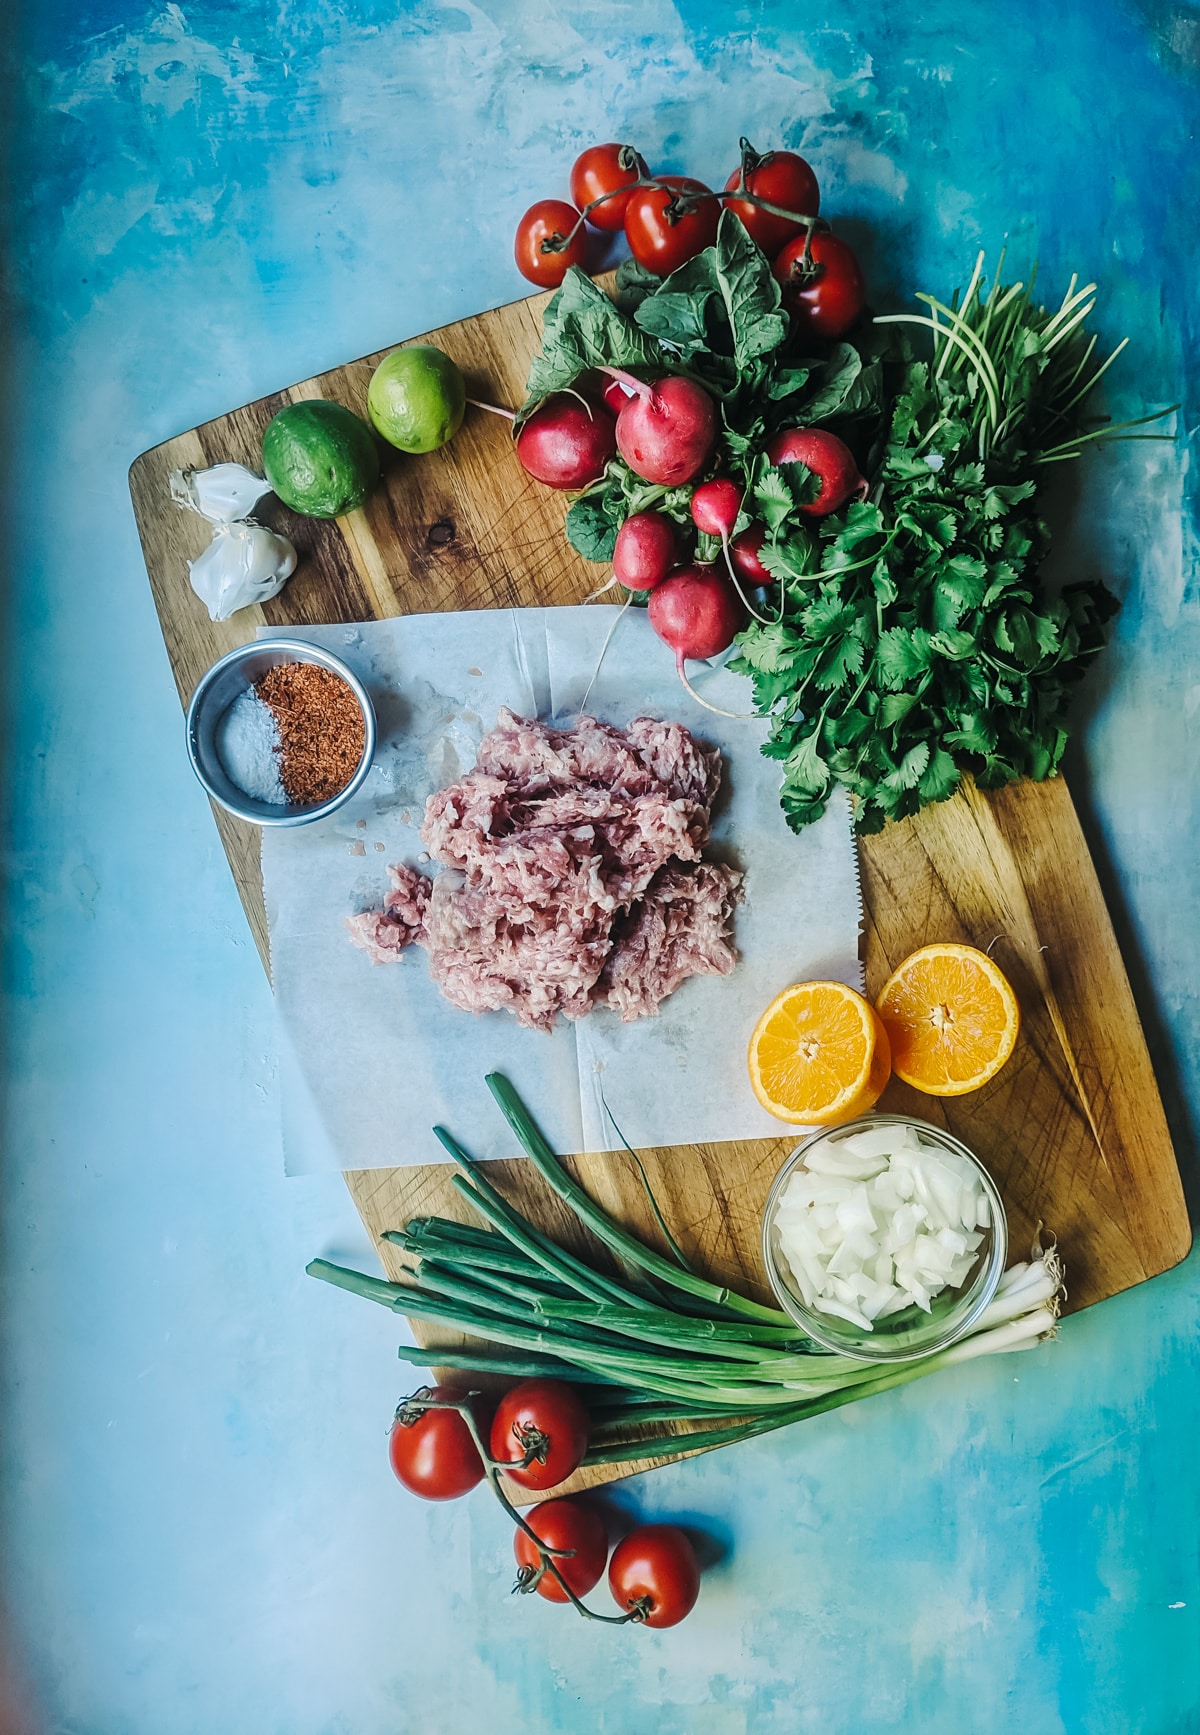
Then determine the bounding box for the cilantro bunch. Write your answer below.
[522,222,1171,834]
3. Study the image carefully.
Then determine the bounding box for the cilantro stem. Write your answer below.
[1037,404,1178,461]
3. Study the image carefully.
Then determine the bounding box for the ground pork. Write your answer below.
[345,709,743,1031]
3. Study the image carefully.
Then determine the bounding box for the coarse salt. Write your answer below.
[216,688,286,804]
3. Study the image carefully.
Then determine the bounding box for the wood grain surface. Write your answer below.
[129,281,1191,1497]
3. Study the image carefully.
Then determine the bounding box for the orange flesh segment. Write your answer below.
[748,981,890,1125]
[876,944,1019,1096]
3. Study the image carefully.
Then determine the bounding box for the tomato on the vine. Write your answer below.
[388,1386,485,1502]
[570,143,647,232]
[513,1498,609,1603]
[489,1379,590,1491]
[514,199,589,288]
[723,147,820,257]
[608,1524,701,1628]
[624,176,719,276]
[772,230,865,340]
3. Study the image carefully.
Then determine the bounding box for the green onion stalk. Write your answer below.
[308,1074,1064,1466]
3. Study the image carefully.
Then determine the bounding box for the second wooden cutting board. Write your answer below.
[128,280,1190,1496]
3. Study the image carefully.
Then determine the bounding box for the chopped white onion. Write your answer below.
[773,1125,991,1331]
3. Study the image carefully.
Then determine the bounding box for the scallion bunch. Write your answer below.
[308,1076,1063,1466]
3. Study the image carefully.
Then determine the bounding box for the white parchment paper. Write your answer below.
[262,609,863,1174]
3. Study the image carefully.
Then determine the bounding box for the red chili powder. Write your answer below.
[256,662,366,806]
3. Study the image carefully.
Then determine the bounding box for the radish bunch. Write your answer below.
[506,138,877,705]
[515,363,872,699]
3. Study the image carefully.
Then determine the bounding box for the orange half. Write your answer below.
[747,980,892,1126]
[876,942,1019,1097]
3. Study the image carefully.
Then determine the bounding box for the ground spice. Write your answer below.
[256,661,366,806]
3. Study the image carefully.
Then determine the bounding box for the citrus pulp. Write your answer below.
[875,943,1020,1097]
[747,980,892,1126]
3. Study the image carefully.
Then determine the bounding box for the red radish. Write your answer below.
[766,427,868,517]
[613,511,676,591]
[729,523,771,585]
[690,478,742,539]
[649,565,745,665]
[516,395,617,490]
[602,376,638,415]
[691,479,781,626]
[603,369,717,486]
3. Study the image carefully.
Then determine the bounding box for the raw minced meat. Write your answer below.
[345,708,743,1030]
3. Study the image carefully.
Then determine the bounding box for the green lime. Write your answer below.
[261,400,380,518]
[367,344,466,454]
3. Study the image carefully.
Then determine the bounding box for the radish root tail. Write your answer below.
[721,535,780,626]
[578,596,632,715]
[677,659,758,719]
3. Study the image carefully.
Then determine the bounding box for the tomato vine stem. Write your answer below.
[550,175,827,253]
[401,1391,643,1625]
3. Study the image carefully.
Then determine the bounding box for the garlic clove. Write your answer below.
[187,522,298,622]
[171,462,273,525]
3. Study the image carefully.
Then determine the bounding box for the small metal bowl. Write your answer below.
[762,1115,1007,1363]
[185,637,376,826]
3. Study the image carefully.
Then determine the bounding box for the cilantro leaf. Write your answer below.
[877,628,934,688]
[758,532,817,583]
[753,462,819,531]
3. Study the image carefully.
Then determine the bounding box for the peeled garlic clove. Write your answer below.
[188,522,297,622]
[171,462,273,525]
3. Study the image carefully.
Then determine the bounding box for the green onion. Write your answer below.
[308,1078,1065,1462]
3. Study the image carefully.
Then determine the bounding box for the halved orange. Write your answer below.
[875,942,1019,1097]
[747,980,892,1126]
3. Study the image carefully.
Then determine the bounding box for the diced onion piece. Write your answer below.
[773,1126,994,1333]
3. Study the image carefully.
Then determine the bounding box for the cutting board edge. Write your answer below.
[133,273,1195,1494]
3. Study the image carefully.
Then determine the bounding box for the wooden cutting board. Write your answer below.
[129,282,1191,1497]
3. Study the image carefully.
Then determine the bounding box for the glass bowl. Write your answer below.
[761,1115,1007,1363]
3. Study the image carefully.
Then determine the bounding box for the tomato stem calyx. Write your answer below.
[509,1418,552,1470]
[735,135,773,189]
[394,1386,437,1428]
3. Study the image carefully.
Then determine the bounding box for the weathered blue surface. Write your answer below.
[3,3,1198,1731]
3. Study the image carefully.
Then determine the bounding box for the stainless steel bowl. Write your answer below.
[185,638,376,826]
[762,1115,1008,1363]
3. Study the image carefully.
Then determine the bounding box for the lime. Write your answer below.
[261,400,380,518]
[367,344,466,454]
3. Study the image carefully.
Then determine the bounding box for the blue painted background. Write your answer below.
[3,3,1199,1731]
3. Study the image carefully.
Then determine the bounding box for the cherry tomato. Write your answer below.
[772,231,865,341]
[514,199,589,288]
[570,143,648,232]
[513,1498,609,1603]
[388,1386,485,1502]
[624,176,719,277]
[608,1524,701,1628]
[723,147,820,256]
[489,1379,590,1491]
